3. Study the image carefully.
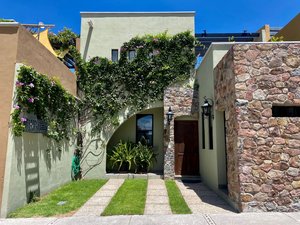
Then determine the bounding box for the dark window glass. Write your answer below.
[112,49,118,62]
[272,106,300,117]
[136,114,153,146]
[128,50,136,61]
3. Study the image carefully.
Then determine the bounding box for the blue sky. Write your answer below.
[1,0,299,34]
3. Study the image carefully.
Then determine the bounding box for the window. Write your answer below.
[136,114,153,146]
[128,50,136,61]
[111,49,118,62]
[272,106,300,117]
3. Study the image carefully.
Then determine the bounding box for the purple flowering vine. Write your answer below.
[16,81,24,87]
[28,97,35,103]
[21,117,27,123]
[13,105,20,110]
[28,83,35,88]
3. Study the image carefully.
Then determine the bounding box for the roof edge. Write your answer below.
[80,11,196,17]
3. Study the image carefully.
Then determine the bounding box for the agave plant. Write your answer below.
[108,140,135,172]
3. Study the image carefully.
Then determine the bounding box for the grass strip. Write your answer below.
[165,180,192,214]
[9,179,107,218]
[102,179,147,216]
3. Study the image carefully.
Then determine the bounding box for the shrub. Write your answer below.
[107,140,157,173]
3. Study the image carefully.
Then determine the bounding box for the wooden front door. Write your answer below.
[175,120,199,175]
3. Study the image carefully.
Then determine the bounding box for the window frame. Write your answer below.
[128,50,136,61]
[111,49,119,62]
[136,114,153,146]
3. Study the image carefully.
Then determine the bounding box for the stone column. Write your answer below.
[163,108,175,179]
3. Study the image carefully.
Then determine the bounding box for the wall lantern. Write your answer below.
[166,107,174,125]
[201,97,214,118]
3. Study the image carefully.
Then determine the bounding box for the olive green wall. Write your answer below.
[107,107,164,172]
[197,44,233,190]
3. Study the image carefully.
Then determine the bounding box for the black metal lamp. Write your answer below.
[166,107,174,124]
[201,97,213,117]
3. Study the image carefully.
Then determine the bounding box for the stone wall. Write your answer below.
[163,81,199,178]
[214,48,242,211]
[215,43,300,212]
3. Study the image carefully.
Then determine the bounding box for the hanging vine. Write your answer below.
[11,66,77,141]
[75,31,197,133]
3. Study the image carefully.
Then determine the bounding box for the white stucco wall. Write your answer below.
[1,64,76,217]
[196,43,233,190]
[80,12,195,60]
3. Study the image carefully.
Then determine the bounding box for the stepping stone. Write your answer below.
[144,179,172,215]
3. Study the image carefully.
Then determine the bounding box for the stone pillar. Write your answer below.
[163,108,175,179]
[163,82,199,179]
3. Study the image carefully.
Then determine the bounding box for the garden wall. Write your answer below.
[0,24,77,217]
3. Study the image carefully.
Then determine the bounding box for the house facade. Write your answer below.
[79,12,197,178]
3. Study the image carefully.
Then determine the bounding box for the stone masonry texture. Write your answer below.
[214,43,300,212]
[163,81,199,179]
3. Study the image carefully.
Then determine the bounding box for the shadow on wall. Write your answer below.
[83,25,93,61]
[14,133,72,203]
[191,81,199,115]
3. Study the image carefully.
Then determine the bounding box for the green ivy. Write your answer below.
[12,66,77,142]
[75,31,196,133]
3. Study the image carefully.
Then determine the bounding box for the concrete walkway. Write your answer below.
[1,213,300,225]
[175,180,235,214]
[73,179,124,216]
[144,179,172,215]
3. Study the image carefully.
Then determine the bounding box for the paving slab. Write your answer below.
[130,214,208,225]
[0,218,57,225]
[144,179,172,215]
[285,212,300,222]
[53,215,131,225]
[210,212,300,225]
[175,180,235,214]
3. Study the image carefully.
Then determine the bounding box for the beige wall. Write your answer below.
[80,12,195,60]
[107,107,164,172]
[16,26,76,96]
[0,25,19,215]
[196,44,232,190]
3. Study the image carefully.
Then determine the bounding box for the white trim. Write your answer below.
[0,22,19,27]
[80,11,196,17]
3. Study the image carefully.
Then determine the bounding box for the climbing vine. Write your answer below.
[12,66,77,141]
[76,31,196,132]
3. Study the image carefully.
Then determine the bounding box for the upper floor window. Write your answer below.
[128,50,136,61]
[111,49,119,62]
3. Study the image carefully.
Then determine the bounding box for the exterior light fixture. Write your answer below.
[201,96,213,118]
[166,107,174,125]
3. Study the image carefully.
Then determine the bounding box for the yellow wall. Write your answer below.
[107,107,164,172]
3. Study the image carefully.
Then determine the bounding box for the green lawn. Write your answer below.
[102,179,147,216]
[165,180,191,214]
[9,179,107,218]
